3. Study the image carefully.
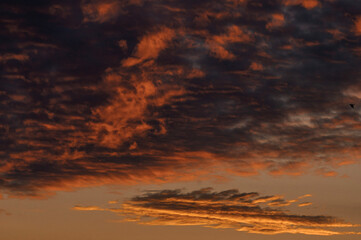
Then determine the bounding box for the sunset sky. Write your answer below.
[1,0,361,239]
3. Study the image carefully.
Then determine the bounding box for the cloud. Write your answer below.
[283,0,321,9]
[121,27,176,67]
[206,25,252,60]
[81,0,122,23]
[266,13,285,30]
[249,62,264,71]
[89,61,187,148]
[73,188,361,236]
[354,16,361,35]
[1,0,361,198]
[0,53,29,62]
[73,205,104,211]
[298,194,312,199]
[298,202,313,207]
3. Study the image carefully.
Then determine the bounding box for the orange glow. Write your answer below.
[283,0,320,9]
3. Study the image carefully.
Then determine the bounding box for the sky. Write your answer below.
[1,0,361,239]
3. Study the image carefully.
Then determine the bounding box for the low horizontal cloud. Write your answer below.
[73,188,361,236]
[298,202,313,207]
[0,53,29,62]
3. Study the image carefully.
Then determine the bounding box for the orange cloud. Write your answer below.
[298,194,312,199]
[3,0,361,201]
[326,29,345,40]
[206,43,236,60]
[206,25,252,60]
[73,205,104,211]
[283,0,321,9]
[354,16,361,35]
[298,202,313,207]
[214,26,251,45]
[90,78,155,148]
[250,62,264,71]
[186,68,206,78]
[122,27,176,67]
[316,168,338,177]
[266,13,285,29]
[73,188,361,236]
[81,0,121,23]
[0,53,29,62]
[90,65,186,148]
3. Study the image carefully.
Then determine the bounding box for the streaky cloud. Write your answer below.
[73,188,361,236]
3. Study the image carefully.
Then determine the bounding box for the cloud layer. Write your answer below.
[73,188,361,236]
[1,0,361,197]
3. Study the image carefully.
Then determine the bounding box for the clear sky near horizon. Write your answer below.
[1,0,361,239]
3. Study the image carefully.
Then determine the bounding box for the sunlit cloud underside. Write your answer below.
[73,188,361,236]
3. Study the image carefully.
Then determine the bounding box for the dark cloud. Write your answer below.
[1,0,361,197]
[73,188,360,236]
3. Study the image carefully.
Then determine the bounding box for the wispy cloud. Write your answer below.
[73,188,361,236]
[298,202,313,207]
